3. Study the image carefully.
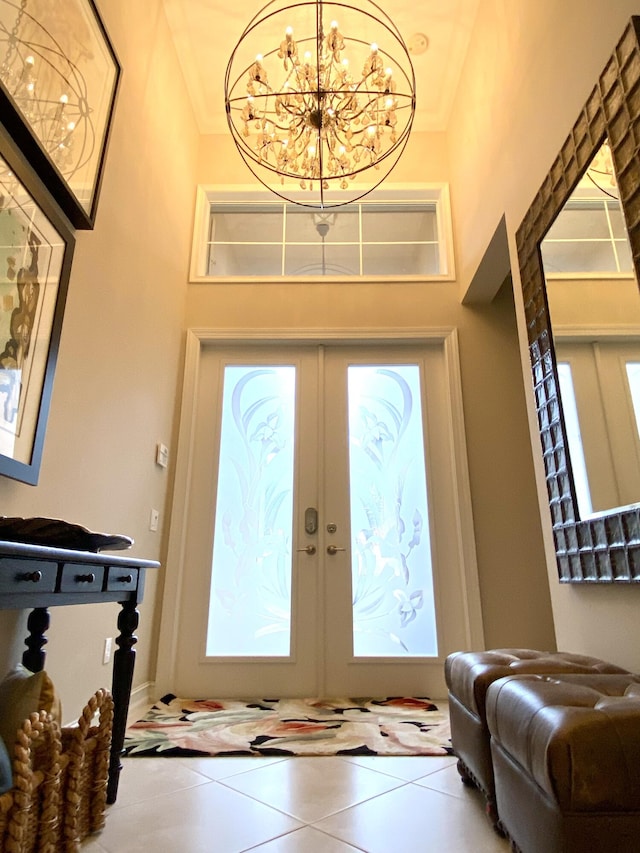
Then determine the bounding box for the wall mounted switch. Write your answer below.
[155,442,169,468]
[150,508,159,532]
[103,637,112,665]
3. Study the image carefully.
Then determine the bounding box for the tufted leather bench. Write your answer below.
[486,673,640,853]
[444,649,629,823]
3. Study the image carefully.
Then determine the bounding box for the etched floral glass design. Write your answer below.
[206,365,296,656]
[347,364,437,656]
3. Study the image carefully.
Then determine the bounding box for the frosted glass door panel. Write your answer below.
[626,363,640,437]
[557,362,593,518]
[347,365,437,656]
[206,365,296,656]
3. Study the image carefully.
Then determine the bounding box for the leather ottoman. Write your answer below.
[444,649,629,823]
[486,673,640,853]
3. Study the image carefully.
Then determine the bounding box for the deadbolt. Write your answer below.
[326,523,337,534]
[305,507,318,535]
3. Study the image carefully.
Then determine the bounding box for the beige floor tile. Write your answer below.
[110,757,211,809]
[250,825,364,852]
[339,753,457,781]
[220,755,404,823]
[174,754,288,781]
[314,782,510,853]
[414,761,477,800]
[95,781,302,853]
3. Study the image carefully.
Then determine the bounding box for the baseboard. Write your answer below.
[127,681,156,724]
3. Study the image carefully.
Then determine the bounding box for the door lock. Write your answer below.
[304,507,318,535]
[326,523,337,534]
[326,544,346,555]
[297,544,317,555]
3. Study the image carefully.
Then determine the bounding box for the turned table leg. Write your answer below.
[23,607,50,673]
[107,599,139,804]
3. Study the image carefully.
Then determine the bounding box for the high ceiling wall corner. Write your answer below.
[462,215,511,305]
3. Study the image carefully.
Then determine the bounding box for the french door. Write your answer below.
[160,335,482,699]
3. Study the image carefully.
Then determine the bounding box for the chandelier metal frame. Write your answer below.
[224,0,416,208]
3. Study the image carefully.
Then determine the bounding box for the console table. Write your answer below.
[0,539,159,803]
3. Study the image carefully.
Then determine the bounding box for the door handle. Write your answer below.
[326,545,346,555]
[297,545,317,555]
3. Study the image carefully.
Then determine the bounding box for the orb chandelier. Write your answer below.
[224,0,416,208]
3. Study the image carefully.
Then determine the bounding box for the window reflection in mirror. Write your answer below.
[541,139,640,517]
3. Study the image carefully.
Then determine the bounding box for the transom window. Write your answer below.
[541,191,633,276]
[190,187,454,280]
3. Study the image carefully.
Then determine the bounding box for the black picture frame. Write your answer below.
[0,0,121,230]
[0,123,75,485]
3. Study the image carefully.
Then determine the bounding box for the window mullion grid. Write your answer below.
[358,203,363,275]
[603,199,621,273]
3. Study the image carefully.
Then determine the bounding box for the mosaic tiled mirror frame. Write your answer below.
[516,17,640,583]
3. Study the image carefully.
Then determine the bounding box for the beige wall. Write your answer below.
[185,128,556,654]
[448,0,640,671]
[0,0,199,719]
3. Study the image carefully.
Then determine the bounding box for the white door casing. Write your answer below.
[155,328,484,699]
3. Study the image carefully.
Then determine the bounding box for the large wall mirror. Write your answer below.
[517,17,640,582]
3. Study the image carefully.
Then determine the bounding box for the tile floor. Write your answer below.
[81,702,511,853]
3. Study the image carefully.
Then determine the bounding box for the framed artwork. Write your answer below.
[0,125,75,484]
[0,0,121,229]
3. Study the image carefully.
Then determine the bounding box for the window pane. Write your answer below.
[540,240,618,275]
[210,206,283,242]
[284,244,360,276]
[285,208,360,243]
[209,244,282,276]
[362,207,437,243]
[347,364,437,656]
[545,202,611,241]
[362,243,439,276]
[207,365,296,656]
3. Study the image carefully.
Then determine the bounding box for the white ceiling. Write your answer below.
[162,0,480,136]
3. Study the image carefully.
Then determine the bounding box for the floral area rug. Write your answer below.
[124,696,452,758]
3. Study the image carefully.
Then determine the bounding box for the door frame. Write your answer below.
[155,326,485,696]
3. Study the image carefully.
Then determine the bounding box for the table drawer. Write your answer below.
[0,559,58,593]
[60,563,105,593]
[106,566,138,591]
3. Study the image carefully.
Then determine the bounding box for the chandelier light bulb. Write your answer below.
[225,0,416,207]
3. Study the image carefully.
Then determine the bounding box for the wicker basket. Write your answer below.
[0,688,113,853]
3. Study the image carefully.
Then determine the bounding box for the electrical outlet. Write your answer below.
[150,508,159,532]
[103,637,113,665]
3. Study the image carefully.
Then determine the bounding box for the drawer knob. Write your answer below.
[18,571,42,583]
[75,573,96,584]
[118,574,133,584]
